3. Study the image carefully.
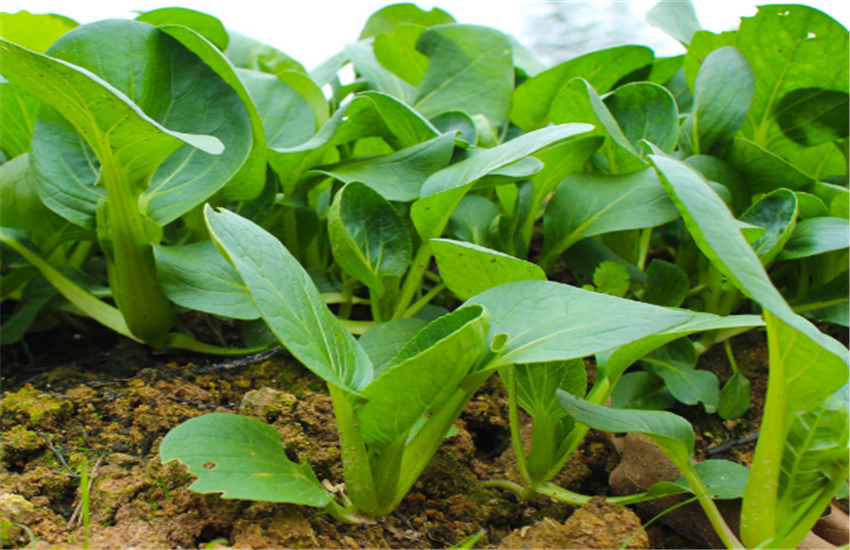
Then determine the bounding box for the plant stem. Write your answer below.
[401,283,446,319]
[503,366,533,483]
[392,242,433,320]
[724,340,739,375]
[636,228,653,271]
[679,463,744,549]
[163,333,278,355]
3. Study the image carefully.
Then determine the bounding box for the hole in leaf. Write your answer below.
[780,10,790,16]
[807,32,817,39]
[202,462,217,470]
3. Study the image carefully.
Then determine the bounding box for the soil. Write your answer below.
[0,318,843,549]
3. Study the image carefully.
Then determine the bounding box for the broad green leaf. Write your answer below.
[412,124,593,242]
[725,137,817,194]
[346,41,416,104]
[557,390,695,467]
[374,24,428,86]
[136,7,229,51]
[205,206,373,393]
[651,459,750,500]
[604,82,678,155]
[774,395,849,548]
[430,111,477,145]
[358,306,488,447]
[317,132,455,202]
[793,274,848,327]
[740,189,798,266]
[551,79,647,174]
[507,34,546,78]
[737,5,849,147]
[593,261,630,298]
[448,195,499,246]
[413,25,514,127]
[795,192,829,220]
[0,11,77,53]
[432,239,545,300]
[267,91,438,197]
[775,88,849,147]
[777,217,850,260]
[238,69,316,149]
[154,24,264,205]
[0,154,68,239]
[684,156,749,215]
[679,47,754,156]
[611,371,675,410]
[358,4,455,40]
[562,238,645,285]
[643,259,690,308]
[646,0,701,45]
[160,413,332,507]
[359,318,428,372]
[0,81,39,158]
[683,30,739,90]
[529,137,604,203]
[830,191,850,219]
[540,169,678,268]
[468,280,694,368]
[718,372,752,419]
[328,182,412,296]
[510,46,654,132]
[224,30,306,75]
[641,338,719,413]
[153,242,260,320]
[647,55,685,85]
[601,312,765,384]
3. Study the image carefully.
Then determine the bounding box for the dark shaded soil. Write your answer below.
[0,319,829,549]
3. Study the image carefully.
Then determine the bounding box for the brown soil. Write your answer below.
[0,320,840,549]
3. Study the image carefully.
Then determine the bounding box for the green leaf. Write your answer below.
[346,41,416,104]
[718,372,752,420]
[430,111,477,145]
[510,46,654,132]
[413,25,514,127]
[724,137,817,194]
[646,0,701,45]
[679,47,754,156]
[160,413,333,507]
[831,191,850,219]
[412,124,593,242]
[359,4,455,40]
[359,318,428,372]
[777,217,850,260]
[318,132,455,202]
[641,338,720,413]
[358,306,488,447]
[224,30,306,75]
[328,182,412,296]
[643,259,689,308]
[540,168,678,267]
[136,7,229,51]
[740,189,798,266]
[775,395,849,548]
[604,82,679,155]
[448,195,499,246]
[0,274,58,345]
[593,261,630,298]
[153,242,260,320]
[0,11,77,53]
[432,239,545,300]
[647,55,685,85]
[0,154,69,239]
[655,459,750,500]
[737,5,849,147]
[238,69,316,149]
[557,390,695,466]
[0,81,39,158]
[649,152,848,405]
[683,30,739,91]
[775,88,849,147]
[683,156,749,216]
[795,192,829,220]
[374,24,428,86]
[611,371,674,410]
[205,206,373,393]
[468,280,694,368]
[551,79,648,174]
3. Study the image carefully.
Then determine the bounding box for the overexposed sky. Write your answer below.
[2,0,848,71]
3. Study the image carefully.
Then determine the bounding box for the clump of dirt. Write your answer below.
[498,497,649,549]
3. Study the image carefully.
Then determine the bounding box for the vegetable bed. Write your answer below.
[1,2,848,549]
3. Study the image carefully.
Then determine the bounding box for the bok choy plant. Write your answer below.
[557,150,849,549]
[160,205,721,521]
